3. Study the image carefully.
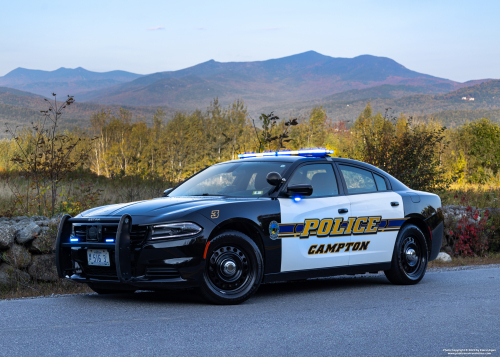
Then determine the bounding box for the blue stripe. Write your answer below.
[279,225,295,234]
[295,224,304,233]
[387,219,406,228]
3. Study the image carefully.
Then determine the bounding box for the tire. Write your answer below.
[384,224,428,285]
[87,283,136,295]
[200,230,264,305]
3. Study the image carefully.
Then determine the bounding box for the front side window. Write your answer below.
[339,165,377,194]
[287,164,339,197]
[169,162,290,197]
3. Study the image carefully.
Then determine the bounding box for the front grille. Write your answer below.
[72,224,148,245]
[145,267,180,279]
[74,225,87,240]
[82,266,118,278]
[130,226,148,245]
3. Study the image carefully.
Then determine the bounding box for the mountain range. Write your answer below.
[0,50,498,135]
[1,51,493,110]
[0,67,142,97]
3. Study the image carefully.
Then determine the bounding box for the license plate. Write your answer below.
[87,249,110,267]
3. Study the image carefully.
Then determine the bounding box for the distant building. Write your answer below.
[462,97,467,100]
[469,98,475,101]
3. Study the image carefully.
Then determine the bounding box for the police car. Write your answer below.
[55,149,444,304]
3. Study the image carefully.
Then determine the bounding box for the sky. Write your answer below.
[1,0,499,82]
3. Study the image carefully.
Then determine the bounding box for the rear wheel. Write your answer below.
[88,283,136,295]
[384,224,428,285]
[200,230,263,305]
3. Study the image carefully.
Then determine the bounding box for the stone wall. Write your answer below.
[0,216,61,288]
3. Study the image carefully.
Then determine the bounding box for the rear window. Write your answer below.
[374,173,388,191]
[339,165,376,194]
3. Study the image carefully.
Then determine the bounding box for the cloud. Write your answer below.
[196,27,205,30]
[147,26,165,31]
[263,27,282,31]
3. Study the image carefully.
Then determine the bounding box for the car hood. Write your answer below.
[78,196,262,218]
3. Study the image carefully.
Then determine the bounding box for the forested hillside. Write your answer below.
[270,80,500,127]
[0,93,177,138]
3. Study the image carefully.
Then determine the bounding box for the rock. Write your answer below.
[13,216,29,222]
[29,235,56,254]
[3,244,32,269]
[435,252,452,262]
[0,225,16,250]
[15,222,42,244]
[28,254,58,282]
[0,217,10,223]
[50,217,61,226]
[444,246,452,254]
[35,220,49,227]
[31,216,49,221]
[0,263,31,287]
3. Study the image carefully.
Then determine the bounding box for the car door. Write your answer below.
[337,164,405,266]
[279,163,352,272]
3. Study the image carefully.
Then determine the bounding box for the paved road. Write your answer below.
[1,267,499,357]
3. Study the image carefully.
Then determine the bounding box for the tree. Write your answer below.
[456,118,500,183]
[352,104,452,192]
[5,94,94,216]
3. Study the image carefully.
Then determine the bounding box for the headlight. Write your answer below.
[150,222,202,240]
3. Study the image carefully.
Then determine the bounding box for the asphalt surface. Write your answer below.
[1,267,499,357]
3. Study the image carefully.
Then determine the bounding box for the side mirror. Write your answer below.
[287,184,313,197]
[266,172,282,186]
[163,188,173,197]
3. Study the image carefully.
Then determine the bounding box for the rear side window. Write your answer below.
[339,165,376,194]
[374,173,388,191]
[288,163,339,197]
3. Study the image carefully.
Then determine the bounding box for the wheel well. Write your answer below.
[403,216,432,256]
[209,219,265,259]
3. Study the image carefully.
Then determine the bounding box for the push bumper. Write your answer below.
[55,214,207,290]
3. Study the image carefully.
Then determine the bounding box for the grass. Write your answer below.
[428,252,500,268]
[0,279,92,300]
[440,183,500,208]
[0,172,172,217]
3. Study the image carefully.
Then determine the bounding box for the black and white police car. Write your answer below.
[55,149,444,304]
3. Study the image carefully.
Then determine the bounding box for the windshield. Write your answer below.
[169,161,290,197]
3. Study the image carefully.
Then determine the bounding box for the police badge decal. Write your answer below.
[269,221,280,240]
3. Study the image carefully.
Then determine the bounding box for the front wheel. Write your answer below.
[200,230,263,305]
[384,224,428,285]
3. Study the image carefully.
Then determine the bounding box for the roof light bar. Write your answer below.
[238,148,334,159]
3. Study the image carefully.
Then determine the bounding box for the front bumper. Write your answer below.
[55,214,207,290]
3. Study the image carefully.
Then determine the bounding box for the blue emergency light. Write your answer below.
[238,148,334,159]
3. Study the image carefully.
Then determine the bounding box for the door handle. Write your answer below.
[338,208,348,214]
[391,202,399,207]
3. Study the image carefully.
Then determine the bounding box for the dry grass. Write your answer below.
[440,183,500,208]
[428,252,500,268]
[0,173,171,217]
[0,279,92,300]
